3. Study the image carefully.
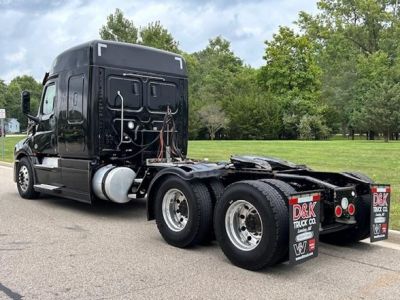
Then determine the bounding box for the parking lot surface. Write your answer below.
[1,165,400,299]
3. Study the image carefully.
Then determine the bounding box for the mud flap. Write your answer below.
[288,191,322,265]
[370,184,391,242]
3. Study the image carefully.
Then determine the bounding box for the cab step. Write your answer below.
[34,184,62,192]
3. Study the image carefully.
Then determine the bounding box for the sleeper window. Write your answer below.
[147,82,177,112]
[108,77,142,110]
[68,75,84,123]
[42,84,56,115]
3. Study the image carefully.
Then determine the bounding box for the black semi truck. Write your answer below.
[14,40,391,270]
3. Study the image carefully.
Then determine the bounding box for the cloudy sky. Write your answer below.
[0,0,318,83]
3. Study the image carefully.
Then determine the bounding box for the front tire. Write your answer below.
[155,176,213,248]
[214,180,288,270]
[16,157,39,199]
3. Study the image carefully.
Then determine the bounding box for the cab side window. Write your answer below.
[42,83,56,115]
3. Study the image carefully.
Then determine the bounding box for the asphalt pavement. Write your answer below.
[1,165,400,300]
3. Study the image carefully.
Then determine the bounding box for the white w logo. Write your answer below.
[293,241,307,256]
[373,224,381,235]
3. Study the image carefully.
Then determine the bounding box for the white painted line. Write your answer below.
[362,239,400,251]
[0,164,13,169]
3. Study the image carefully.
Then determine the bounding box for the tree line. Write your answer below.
[1,1,400,141]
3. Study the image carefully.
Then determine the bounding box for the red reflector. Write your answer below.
[289,197,298,205]
[348,203,355,216]
[335,205,343,218]
[371,187,377,193]
[312,194,321,201]
[386,187,391,193]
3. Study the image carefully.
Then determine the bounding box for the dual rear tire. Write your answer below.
[214,180,289,270]
[155,176,291,270]
[155,176,213,248]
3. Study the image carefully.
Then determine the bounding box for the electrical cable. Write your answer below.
[112,104,184,162]
[110,134,160,161]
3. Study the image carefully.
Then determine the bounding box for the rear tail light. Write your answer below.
[335,205,343,218]
[348,203,355,216]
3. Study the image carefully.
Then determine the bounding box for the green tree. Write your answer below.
[298,114,330,140]
[0,80,7,108]
[188,36,244,139]
[197,102,228,140]
[259,26,321,95]
[99,8,138,43]
[4,76,42,129]
[190,36,243,104]
[351,51,400,141]
[297,0,400,139]
[140,21,179,52]
[259,26,328,138]
[226,67,282,139]
[100,9,180,53]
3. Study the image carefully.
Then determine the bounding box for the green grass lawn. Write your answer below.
[0,135,23,163]
[1,136,399,229]
[188,140,400,230]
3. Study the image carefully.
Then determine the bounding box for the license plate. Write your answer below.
[288,191,321,265]
[370,184,391,242]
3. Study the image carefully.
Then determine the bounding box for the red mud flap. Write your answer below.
[288,191,322,265]
[370,184,391,242]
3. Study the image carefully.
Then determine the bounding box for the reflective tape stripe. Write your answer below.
[371,187,391,193]
[289,193,320,205]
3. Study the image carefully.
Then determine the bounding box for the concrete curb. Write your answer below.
[388,230,400,245]
[0,161,13,167]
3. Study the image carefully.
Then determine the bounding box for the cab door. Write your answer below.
[33,80,58,155]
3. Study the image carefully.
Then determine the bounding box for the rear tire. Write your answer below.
[259,179,296,262]
[155,176,213,248]
[207,179,225,205]
[16,157,39,199]
[214,180,288,270]
[321,172,373,245]
[203,179,225,243]
[260,179,296,205]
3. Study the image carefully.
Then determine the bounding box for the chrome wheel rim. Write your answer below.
[225,200,263,251]
[18,165,30,192]
[162,188,189,232]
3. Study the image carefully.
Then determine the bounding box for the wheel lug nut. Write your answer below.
[241,226,246,231]
[240,215,245,219]
[180,218,184,222]
[247,236,252,241]
[176,209,180,213]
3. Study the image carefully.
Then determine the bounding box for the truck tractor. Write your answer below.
[14,40,391,270]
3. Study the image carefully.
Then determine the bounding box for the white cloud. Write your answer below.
[1,68,32,82]
[0,0,318,82]
[5,47,26,63]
